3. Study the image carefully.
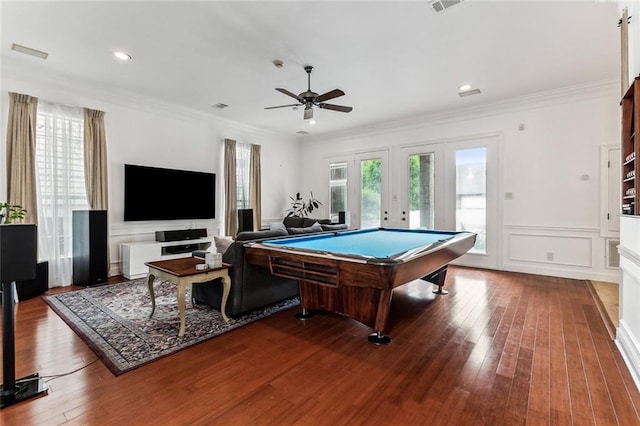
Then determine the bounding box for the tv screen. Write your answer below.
[124,164,215,221]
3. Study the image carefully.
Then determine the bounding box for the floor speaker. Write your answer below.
[238,209,254,233]
[0,224,37,282]
[73,210,108,286]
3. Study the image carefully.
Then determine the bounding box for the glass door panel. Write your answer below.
[455,147,487,254]
[409,153,435,229]
[329,161,348,223]
[399,144,444,229]
[360,158,382,229]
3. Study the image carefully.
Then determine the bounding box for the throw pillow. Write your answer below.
[287,222,323,235]
[214,236,234,254]
[269,221,287,232]
[283,216,305,228]
[302,218,331,227]
[321,223,349,231]
[236,228,288,241]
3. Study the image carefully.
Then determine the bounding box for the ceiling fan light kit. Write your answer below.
[265,65,353,121]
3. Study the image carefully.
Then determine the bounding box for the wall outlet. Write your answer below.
[546,252,554,261]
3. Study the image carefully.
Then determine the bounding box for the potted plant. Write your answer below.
[0,202,27,224]
[286,192,322,217]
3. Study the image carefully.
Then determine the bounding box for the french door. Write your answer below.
[399,136,498,269]
[355,150,390,229]
[327,150,390,229]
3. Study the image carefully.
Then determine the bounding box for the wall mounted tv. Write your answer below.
[124,164,215,221]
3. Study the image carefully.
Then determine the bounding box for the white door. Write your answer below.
[606,146,621,234]
[398,144,445,229]
[400,136,498,268]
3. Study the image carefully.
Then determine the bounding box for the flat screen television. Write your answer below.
[124,164,215,221]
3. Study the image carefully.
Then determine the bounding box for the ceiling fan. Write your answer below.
[265,65,353,120]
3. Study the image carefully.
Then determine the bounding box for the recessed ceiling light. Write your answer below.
[113,51,132,61]
[309,119,316,125]
[458,84,472,91]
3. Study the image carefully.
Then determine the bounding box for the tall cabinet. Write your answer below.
[622,76,640,215]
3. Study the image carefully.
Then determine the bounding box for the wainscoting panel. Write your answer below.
[618,215,640,392]
[501,225,617,282]
[507,232,592,267]
[618,253,640,392]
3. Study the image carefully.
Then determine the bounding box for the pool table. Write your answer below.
[244,227,476,344]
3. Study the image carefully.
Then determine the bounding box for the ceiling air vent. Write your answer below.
[430,0,464,13]
[211,103,228,109]
[11,43,48,59]
[458,89,481,97]
[296,131,310,135]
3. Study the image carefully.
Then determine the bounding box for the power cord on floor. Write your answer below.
[39,357,101,383]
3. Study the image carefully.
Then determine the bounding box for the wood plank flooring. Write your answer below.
[1,267,639,425]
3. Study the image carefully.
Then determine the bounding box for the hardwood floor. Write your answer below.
[2,267,639,425]
[590,280,619,338]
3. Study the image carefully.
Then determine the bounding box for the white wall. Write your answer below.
[298,80,620,282]
[617,0,640,392]
[0,68,301,278]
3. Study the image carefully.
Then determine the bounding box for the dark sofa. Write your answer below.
[192,217,347,317]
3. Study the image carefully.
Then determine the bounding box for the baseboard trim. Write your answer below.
[616,319,640,393]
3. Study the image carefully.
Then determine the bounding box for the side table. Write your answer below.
[145,257,231,337]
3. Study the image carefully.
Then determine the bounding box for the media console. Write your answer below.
[120,237,213,279]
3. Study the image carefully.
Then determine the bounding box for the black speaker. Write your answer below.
[0,224,37,283]
[155,228,207,242]
[238,209,254,233]
[338,211,346,225]
[73,210,107,286]
[16,261,48,301]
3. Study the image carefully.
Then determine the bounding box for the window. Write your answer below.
[455,147,487,254]
[329,162,347,222]
[236,142,250,210]
[35,101,88,286]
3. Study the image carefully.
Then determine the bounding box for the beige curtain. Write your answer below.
[6,92,38,224]
[224,139,237,237]
[83,108,109,210]
[250,144,261,231]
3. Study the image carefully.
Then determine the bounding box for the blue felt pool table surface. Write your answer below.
[262,228,459,259]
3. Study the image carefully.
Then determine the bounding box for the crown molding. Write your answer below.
[1,57,296,142]
[302,79,619,143]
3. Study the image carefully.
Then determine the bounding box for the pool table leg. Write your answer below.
[368,331,392,345]
[423,266,449,295]
[295,307,314,320]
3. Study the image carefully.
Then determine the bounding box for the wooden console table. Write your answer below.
[145,257,231,337]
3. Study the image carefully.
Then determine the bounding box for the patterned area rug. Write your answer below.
[43,279,299,376]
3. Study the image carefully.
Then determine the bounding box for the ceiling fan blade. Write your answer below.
[264,104,301,110]
[304,105,314,120]
[276,88,304,103]
[316,89,345,103]
[318,103,353,113]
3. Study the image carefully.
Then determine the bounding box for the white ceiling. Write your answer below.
[0,1,621,137]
